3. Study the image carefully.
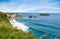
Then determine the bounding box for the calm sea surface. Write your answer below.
[16,13,60,39]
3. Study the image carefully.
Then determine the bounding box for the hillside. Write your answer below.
[6,13,22,18]
[0,12,36,39]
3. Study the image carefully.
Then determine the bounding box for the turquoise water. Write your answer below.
[16,13,60,39]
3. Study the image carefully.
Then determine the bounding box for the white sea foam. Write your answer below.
[9,19,29,32]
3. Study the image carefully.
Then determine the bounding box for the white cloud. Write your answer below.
[0,0,60,13]
[0,3,40,12]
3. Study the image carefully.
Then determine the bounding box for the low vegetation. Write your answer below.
[0,12,36,39]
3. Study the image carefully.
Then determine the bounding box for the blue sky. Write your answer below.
[0,0,60,13]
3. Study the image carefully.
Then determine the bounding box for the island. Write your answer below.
[40,13,50,16]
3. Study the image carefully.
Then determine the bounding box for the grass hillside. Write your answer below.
[0,12,36,39]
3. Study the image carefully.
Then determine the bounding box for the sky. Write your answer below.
[0,0,60,13]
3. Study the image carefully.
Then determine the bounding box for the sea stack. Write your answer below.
[29,16,32,18]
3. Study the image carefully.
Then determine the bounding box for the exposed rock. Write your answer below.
[29,16,32,18]
[34,16,37,18]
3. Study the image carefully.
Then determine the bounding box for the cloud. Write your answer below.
[0,0,60,13]
[0,3,35,12]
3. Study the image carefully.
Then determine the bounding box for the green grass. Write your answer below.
[0,12,36,39]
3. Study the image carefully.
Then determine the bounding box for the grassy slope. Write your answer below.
[0,12,36,39]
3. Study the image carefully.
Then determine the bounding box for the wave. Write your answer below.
[9,19,29,32]
[19,19,60,29]
[16,18,60,32]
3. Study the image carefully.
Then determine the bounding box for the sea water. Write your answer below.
[16,13,60,39]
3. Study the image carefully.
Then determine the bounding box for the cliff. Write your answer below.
[0,12,36,39]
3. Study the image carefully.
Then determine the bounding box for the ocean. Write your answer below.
[16,13,60,39]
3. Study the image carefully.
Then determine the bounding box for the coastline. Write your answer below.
[9,19,29,32]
